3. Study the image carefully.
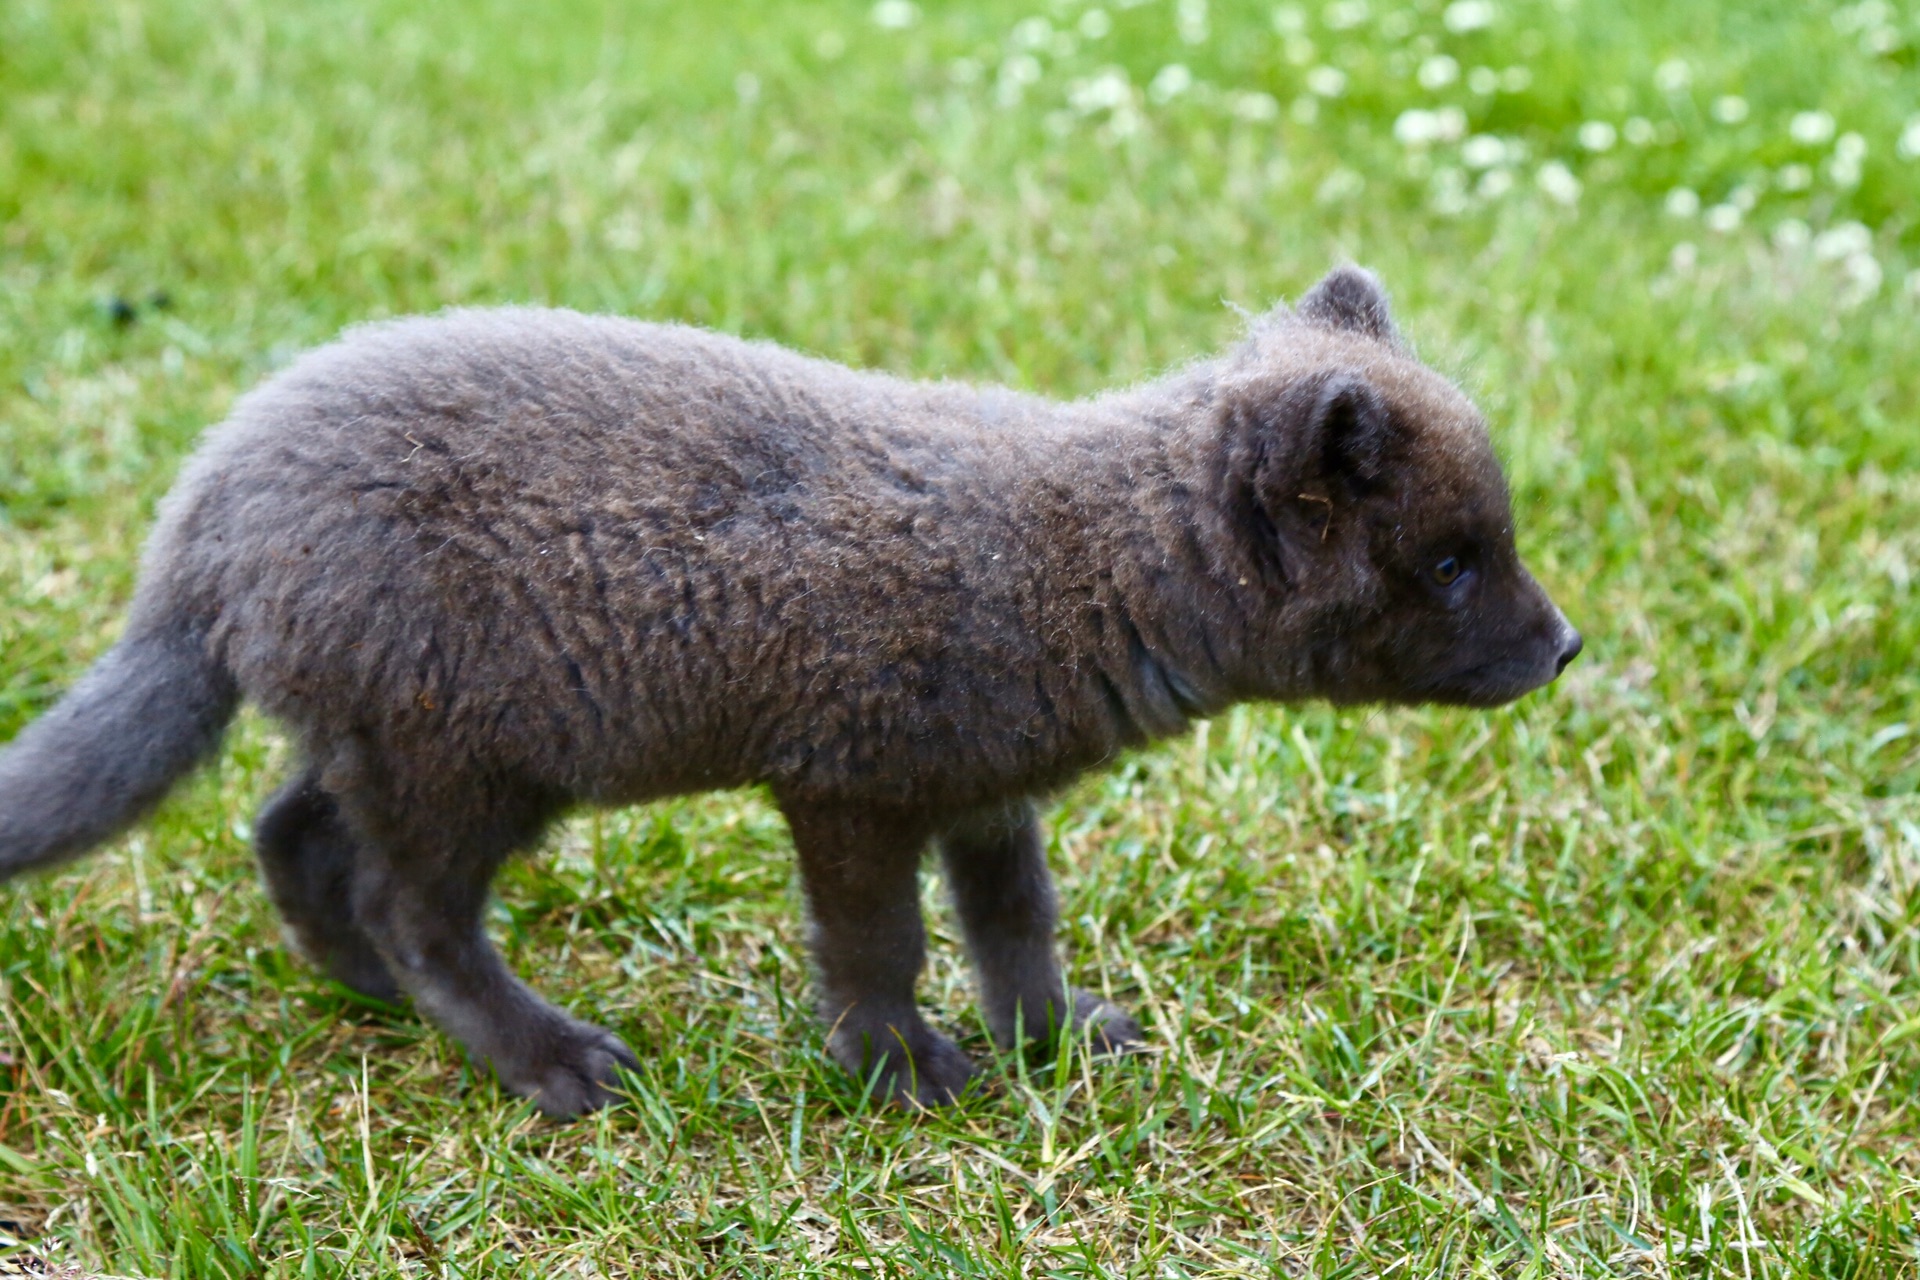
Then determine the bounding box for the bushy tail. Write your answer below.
[0,621,238,879]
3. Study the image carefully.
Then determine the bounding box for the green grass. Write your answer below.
[4,0,1920,1274]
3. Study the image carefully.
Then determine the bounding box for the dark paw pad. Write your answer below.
[501,1021,642,1118]
[831,1022,976,1108]
[1070,989,1146,1056]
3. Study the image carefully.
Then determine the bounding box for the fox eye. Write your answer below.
[1431,556,1462,586]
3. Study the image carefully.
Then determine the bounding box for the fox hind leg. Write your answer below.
[254,769,399,1001]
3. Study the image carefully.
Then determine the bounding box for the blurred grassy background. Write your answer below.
[3,0,1919,1275]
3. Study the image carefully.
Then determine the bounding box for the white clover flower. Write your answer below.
[1828,155,1863,189]
[1326,0,1369,30]
[1834,0,1893,32]
[1841,251,1883,304]
[1789,110,1836,145]
[1306,65,1348,96]
[1431,166,1470,215]
[1468,66,1499,94]
[1069,68,1134,114]
[1623,117,1656,146]
[1461,134,1508,168]
[1771,218,1811,251]
[1653,58,1691,94]
[1394,107,1467,147]
[1418,55,1460,90]
[871,0,918,30]
[1813,221,1872,260]
[1703,203,1742,233]
[1443,0,1496,33]
[1665,187,1701,217]
[1476,167,1514,198]
[1536,160,1581,206]
[1835,131,1868,162]
[1899,116,1920,159]
[1230,90,1280,121]
[1777,163,1812,191]
[1316,168,1366,203]
[1177,0,1209,43]
[1711,95,1749,124]
[1079,8,1113,38]
[1012,17,1053,49]
[1577,121,1617,152]
[1148,63,1193,102]
[995,53,1043,106]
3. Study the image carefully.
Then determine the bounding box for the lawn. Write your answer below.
[3,0,1920,1274]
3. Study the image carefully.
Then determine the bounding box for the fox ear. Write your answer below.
[1297,265,1402,346]
[1288,369,1390,489]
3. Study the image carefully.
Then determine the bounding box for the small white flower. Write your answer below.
[1326,0,1369,30]
[1306,66,1348,97]
[1394,107,1466,146]
[1670,241,1698,273]
[1461,134,1508,169]
[1230,90,1280,121]
[1271,4,1307,34]
[1476,167,1514,198]
[871,0,918,30]
[1789,110,1836,145]
[1177,0,1209,43]
[1777,163,1812,190]
[1069,68,1134,114]
[1148,63,1193,102]
[1835,131,1868,162]
[1771,218,1811,251]
[1418,55,1460,90]
[1828,156,1863,189]
[1703,203,1742,233]
[1316,167,1365,203]
[1842,251,1883,303]
[1813,221,1872,260]
[1653,58,1691,94]
[1012,16,1053,49]
[995,53,1042,106]
[1467,66,1499,95]
[1665,187,1701,218]
[1711,95,1749,124]
[1443,0,1496,33]
[1729,183,1760,212]
[1899,116,1920,160]
[1079,8,1113,38]
[1623,117,1656,146]
[1431,166,1470,215]
[1577,121,1617,152]
[1536,160,1581,205]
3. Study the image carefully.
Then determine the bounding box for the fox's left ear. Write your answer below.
[1298,265,1403,347]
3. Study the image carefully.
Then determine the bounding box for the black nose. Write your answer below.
[1554,630,1583,676]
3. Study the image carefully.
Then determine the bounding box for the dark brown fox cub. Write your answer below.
[0,268,1579,1115]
